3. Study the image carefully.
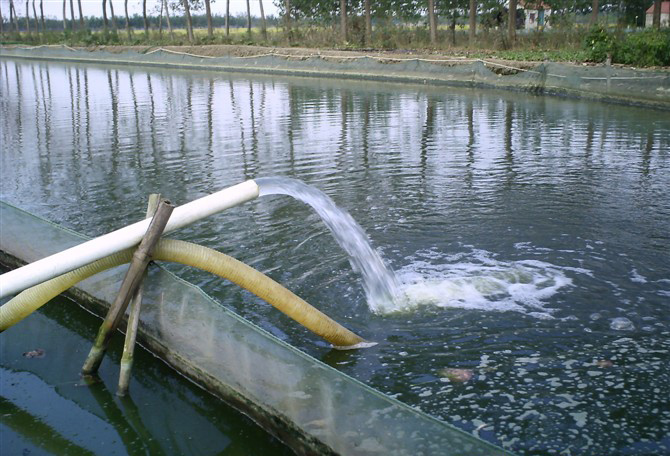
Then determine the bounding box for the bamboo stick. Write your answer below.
[82,199,174,375]
[117,194,161,396]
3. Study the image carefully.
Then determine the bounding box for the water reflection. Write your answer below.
[1,58,670,455]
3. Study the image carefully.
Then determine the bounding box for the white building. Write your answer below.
[645,1,670,27]
[519,0,552,30]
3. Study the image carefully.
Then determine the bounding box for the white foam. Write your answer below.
[384,248,576,317]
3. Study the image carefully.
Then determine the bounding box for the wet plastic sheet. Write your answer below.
[0,202,512,455]
[1,46,668,109]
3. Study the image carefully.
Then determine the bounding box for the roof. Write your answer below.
[519,0,552,10]
[646,1,670,14]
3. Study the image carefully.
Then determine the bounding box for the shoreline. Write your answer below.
[2,44,669,110]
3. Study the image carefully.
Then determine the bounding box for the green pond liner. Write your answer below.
[0,201,513,456]
[1,45,669,110]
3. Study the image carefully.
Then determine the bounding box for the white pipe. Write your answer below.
[0,180,260,299]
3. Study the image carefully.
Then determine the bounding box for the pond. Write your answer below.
[1,58,669,455]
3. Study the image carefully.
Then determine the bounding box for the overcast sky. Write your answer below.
[1,0,280,22]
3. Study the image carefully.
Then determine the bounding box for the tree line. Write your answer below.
[0,0,665,45]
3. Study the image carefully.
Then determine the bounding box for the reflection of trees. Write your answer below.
[0,398,96,456]
[419,97,436,184]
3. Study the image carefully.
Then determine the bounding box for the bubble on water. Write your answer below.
[389,248,577,317]
[610,317,635,331]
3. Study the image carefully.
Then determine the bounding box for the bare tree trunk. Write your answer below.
[590,0,598,24]
[63,0,67,31]
[468,0,476,44]
[427,0,437,45]
[182,0,194,42]
[25,0,31,35]
[508,0,516,43]
[0,5,4,34]
[284,0,291,40]
[109,0,117,31]
[10,0,19,32]
[246,0,251,34]
[451,13,456,45]
[226,0,230,36]
[158,0,163,36]
[40,0,45,32]
[340,0,347,42]
[102,0,108,31]
[32,0,38,33]
[77,0,84,27]
[364,0,371,44]
[259,0,267,40]
[205,0,213,37]
[164,0,174,40]
[124,0,131,38]
[143,0,148,35]
[69,0,76,30]
[652,0,661,28]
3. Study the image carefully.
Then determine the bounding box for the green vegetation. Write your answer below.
[583,25,670,66]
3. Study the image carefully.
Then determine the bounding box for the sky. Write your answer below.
[0,0,280,22]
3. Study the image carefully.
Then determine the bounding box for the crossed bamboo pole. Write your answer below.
[81,195,173,396]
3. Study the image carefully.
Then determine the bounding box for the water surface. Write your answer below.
[1,59,669,455]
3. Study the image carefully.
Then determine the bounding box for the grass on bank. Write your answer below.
[1,24,668,67]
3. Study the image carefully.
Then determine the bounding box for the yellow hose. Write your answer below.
[0,239,364,347]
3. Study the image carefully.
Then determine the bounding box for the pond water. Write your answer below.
[1,58,669,455]
[0,290,293,455]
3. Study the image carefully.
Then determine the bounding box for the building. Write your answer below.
[519,0,552,30]
[645,1,670,27]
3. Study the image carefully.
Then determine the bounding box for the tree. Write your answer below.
[364,0,371,44]
[259,0,268,39]
[124,0,132,38]
[246,0,251,33]
[62,0,67,30]
[102,0,108,31]
[428,0,437,44]
[182,0,194,42]
[469,0,477,44]
[143,0,148,35]
[9,0,19,32]
[284,0,291,39]
[590,0,598,24]
[226,0,230,35]
[32,0,38,33]
[205,0,213,37]
[109,0,118,30]
[164,0,175,39]
[77,0,84,27]
[25,0,31,35]
[508,0,516,42]
[340,0,347,42]
[69,0,76,30]
[39,0,44,32]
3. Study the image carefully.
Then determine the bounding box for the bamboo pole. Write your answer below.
[82,199,174,375]
[117,194,161,396]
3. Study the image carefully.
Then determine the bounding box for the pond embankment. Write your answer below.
[2,44,669,109]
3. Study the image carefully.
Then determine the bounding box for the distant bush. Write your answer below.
[615,29,670,67]
[583,25,616,63]
[583,26,670,66]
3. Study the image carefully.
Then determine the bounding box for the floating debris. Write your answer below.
[22,348,45,358]
[439,368,474,383]
[596,360,614,368]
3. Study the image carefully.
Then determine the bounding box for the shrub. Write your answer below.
[583,25,617,63]
[615,29,670,67]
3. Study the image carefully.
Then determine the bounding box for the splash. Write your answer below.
[392,248,575,318]
[256,177,400,313]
